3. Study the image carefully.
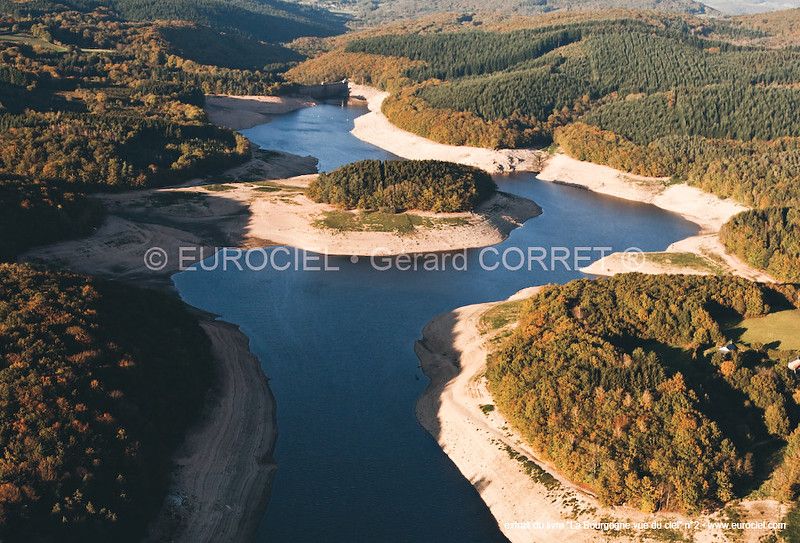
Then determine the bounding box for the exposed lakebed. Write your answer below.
[174,102,698,542]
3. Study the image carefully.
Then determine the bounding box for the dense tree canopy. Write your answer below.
[108,0,347,43]
[308,159,496,212]
[487,275,800,513]
[0,7,299,257]
[298,15,800,162]
[157,23,302,71]
[554,123,800,208]
[0,264,213,541]
[0,175,103,259]
[583,86,800,145]
[721,209,800,283]
[0,0,347,43]
[299,12,800,279]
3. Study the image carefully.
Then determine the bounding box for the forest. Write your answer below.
[554,123,800,207]
[0,0,346,43]
[721,208,800,283]
[0,264,213,541]
[286,12,800,277]
[0,6,289,254]
[0,174,103,260]
[582,86,800,145]
[299,0,711,27]
[487,274,800,513]
[0,3,341,538]
[308,159,497,212]
[329,18,800,147]
[157,23,302,71]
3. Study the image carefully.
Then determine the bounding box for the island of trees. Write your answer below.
[487,274,800,513]
[307,159,496,212]
[0,0,346,538]
[289,10,800,279]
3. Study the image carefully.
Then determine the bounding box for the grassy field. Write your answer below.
[478,300,524,333]
[202,183,236,192]
[251,181,306,192]
[642,252,726,274]
[315,210,468,234]
[733,309,800,350]
[0,33,68,52]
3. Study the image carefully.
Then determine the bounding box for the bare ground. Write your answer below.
[349,84,545,174]
[539,153,773,281]
[204,94,315,130]
[416,289,790,543]
[144,320,276,543]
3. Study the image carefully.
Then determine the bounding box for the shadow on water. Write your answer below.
[173,103,701,542]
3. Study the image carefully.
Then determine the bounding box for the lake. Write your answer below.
[174,102,698,542]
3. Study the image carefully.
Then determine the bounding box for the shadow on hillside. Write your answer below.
[414,309,460,443]
[21,187,256,289]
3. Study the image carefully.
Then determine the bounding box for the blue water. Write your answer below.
[241,102,397,171]
[174,104,699,542]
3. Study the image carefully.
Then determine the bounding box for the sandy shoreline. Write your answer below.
[27,82,782,543]
[23,223,279,542]
[352,88,788,540]
[238,176,541,256]
[20,161,295,543]
[20,161,539,541]
[349,84,544,174]
[416,290,789,543]
[347,85,770,280]
[204,94,315,130]
[25,173,542,270]
[144,319,276,542]
[538,153,773,281]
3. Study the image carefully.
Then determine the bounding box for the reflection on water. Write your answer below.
[241,102,397,172]
[175,105,698,542]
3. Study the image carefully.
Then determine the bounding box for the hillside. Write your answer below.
[731,7,800,45]
[289,9,800,278]
[705,0,798,14]
[487,274,800,513]
[0,0,348,42]
[157,23,303,70]
[287,0,713,26]
[0,264,213,542]
[0,7,288,255]
[721,208,800,282]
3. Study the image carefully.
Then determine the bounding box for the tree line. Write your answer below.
[308,159,497,212]
[313,17,800,151]
[0,0,346,44]
[0,264,213,542]
[554,123,800,208]
[583,85,800,145]
[0,174,104,260]
[0,7,295,255]
[487,274,800,513]
[721,208,800,282]
[290,13,800,278]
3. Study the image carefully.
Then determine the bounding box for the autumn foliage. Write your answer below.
[487,275,800,512]
[0,264,213,541]
[721,208,800,283]
[308,159,496,212]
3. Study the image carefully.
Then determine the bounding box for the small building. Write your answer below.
[718,343,738,354]
[789,358,800,373]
